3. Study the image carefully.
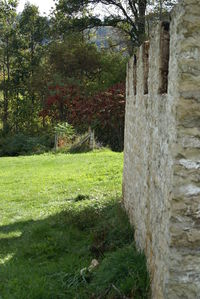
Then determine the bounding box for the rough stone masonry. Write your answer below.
[123,0,200,298]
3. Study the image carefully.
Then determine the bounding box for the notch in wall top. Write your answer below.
[161,21,170,32]
[143,41,150,95]
[159,21,170,94]
[133,53,138,96]
[134,54,137,65]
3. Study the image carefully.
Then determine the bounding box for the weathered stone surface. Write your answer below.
[123,0,200,298]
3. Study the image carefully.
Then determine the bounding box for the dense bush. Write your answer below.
[41,83,125,152]
[0,133,54,156]
[69,83,125,152]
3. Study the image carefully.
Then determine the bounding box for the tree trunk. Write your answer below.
[2,43,9,134]
[30,33,35,106]
[2,84,9,134]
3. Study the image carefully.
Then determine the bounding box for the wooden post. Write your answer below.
[54,133,58,151]
[89,127,95,150]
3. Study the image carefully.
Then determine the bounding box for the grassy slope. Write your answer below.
[0,151,149,299]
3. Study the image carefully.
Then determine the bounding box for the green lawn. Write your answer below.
[0,150,149,299]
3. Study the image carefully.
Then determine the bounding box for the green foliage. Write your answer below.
[55,122,75,139]
[0,0,18,133]
[0,133,54,156]
[0,1,51,135]
[87,50,127,93]
[0,151,150,298]
[48,34,102,84]
[0,1,127,152]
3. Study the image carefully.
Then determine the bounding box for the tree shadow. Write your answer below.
[0,198,127,299]
[0,206,94,298]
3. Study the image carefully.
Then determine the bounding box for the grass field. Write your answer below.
[0,150,149,299]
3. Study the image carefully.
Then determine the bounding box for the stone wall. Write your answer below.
[123,1,200,298]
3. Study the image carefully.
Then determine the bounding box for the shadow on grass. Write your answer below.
[0,197,150,299]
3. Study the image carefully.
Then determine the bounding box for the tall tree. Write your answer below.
[16,3,50,129]
[0,0,18,133]
[19,4,49,99]
[55,0,177,49]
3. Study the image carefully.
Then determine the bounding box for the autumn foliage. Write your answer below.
[40,83,125,151]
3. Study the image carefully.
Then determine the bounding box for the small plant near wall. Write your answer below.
[54,122,75,151]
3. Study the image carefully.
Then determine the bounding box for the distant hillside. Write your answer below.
[87,26,128,52]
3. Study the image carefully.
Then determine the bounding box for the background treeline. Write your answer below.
[0,0,177,156]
